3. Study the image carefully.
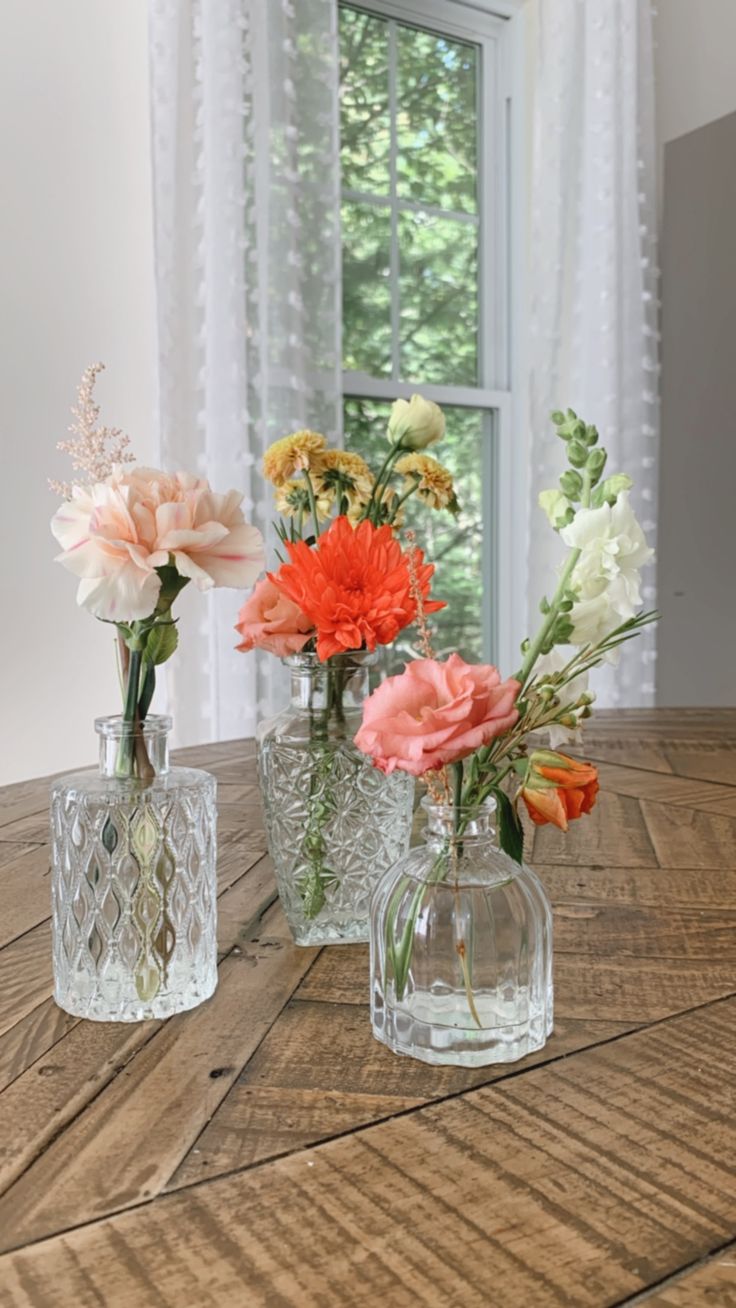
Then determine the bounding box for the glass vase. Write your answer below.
[370,800,553,1066]
[50,715,218,1022]
[256,652,414,946]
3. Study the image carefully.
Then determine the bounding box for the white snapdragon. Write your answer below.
[560,492,653,646]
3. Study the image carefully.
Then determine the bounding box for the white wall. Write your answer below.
[653,1,736,707]
[0,2,156,784]
[654,0,736,159]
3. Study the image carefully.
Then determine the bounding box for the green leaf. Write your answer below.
[138,661,156,720]
[145,622,179,667]
[154,563,189,614]
[494,789,524,864]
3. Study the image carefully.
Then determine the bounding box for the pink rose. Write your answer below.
[51,467,265,621]
[235,577,313,657]
[354,653,520,776]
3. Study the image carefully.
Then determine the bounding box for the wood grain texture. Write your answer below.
[0,907,318,1253]
[168,1004,633,1188]
[2,998,736,1307]
[1,712,735,1306]
[638,1245,736,1304]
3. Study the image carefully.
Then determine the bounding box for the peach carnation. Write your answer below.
[235,577,313,657]
[354,653,520,776]
[51,467,264,622]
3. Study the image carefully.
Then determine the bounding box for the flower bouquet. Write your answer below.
[235,397,456,945]
[356,409,657,1066]
[49,365,264,1021]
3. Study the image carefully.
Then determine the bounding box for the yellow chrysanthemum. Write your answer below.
[263,430,327,487]
[275,479,333,523]
[313,449,375,507]
[395,453,459,512]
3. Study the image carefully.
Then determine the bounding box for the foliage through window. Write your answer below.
[339,2,498,667]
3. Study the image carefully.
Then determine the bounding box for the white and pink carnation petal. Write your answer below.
[192,523,265,589]
[76,562,161,622]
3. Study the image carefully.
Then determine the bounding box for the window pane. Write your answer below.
[342,201,392,376]
[344,398,486,667]
[397,26,478,215]
[398,210,477,385]
[339,7,390,196]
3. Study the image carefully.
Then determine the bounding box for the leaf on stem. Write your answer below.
[494,788,524,864]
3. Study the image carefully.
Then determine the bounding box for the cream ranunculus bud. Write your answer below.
[387,394,445,449]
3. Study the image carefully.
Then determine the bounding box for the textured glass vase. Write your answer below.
[50,715,218,1021]
[371,800,553,1066]
[257,653,414,946]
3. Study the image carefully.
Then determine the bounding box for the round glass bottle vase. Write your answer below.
[370,800,553,1067]
[50,715,218,1022]
[257,652,414,946]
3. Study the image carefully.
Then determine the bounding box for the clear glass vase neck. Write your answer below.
[421,799,497,849]
[95,714,171,779]
[283,651,377,713]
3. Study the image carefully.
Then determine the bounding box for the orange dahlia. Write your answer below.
[270,515,444,661]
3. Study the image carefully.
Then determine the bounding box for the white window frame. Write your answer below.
[339,0,528,672]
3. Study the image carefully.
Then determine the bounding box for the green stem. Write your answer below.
[515,470,591,690]
[363,445,403,523]
[388,482,419,523]
[302,469,322,538]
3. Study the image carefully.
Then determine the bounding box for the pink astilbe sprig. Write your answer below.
[49,362,135,497]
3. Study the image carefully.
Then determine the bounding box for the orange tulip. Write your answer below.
[520,750,599,831]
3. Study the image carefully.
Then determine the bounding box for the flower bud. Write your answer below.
[567,440,588,468]
[387,395,445,449]
[550,409,566,426]
[586,448,607,484]
[559,469,583,499]
[583,424,599,446]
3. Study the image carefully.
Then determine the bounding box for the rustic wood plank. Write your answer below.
[0,847,51,950]
[569,739,675,775]
[636,1244,736,1304]
[589,760,736,816]
[296,940,736,1022]
[573,708,736,739]
[168,1004,633,1188]
[641,801,736,870]
[0,905,319,1253]
[553,902,736,959]
[535,863,736,909]
[0,858,278,1183]
[3,998,736,1307]
[663,742,736,787]
[0,1001,77,1095]
[531,792,658,867]
[0,922,53,1040]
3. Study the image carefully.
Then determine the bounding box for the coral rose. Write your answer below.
[520,750,599,831]
[51,467,264,621]
[235,578,313,657]
[354,653,521,776]
[270,515,443,662]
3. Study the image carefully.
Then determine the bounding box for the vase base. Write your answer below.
[290,923,369,947]
[54,969,218,1023]
[372,999,552,1067]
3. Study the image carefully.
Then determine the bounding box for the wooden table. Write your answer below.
[1,710,736,1306]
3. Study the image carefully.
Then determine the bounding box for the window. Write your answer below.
[338,0,521,670]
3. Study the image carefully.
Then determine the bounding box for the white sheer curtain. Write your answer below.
[528,0,659,706]
[148,0,341,745]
